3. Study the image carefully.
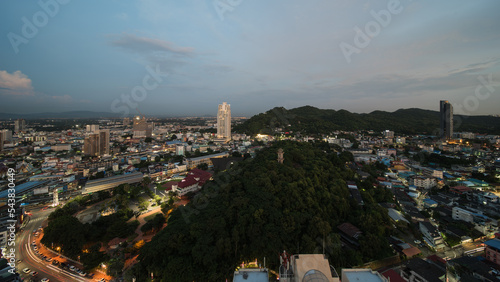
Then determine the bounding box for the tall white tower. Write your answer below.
[217,102,231,141]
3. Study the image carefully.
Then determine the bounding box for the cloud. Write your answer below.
[448,58,500,76]
[109,33,194,56]
[0,70,33,95]
[50,94,73,103]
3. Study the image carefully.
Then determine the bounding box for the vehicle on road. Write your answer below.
[41,278,50,282]
[31,271,38,276]
[23,268,31,273]
[16,259,21,263]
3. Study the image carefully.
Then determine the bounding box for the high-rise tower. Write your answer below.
[217,102,231,141]
[440,100,453,139]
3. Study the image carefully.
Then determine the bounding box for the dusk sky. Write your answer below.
[1,0,499,117]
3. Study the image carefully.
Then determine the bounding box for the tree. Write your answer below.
[197,163,209,171]
[42,215,86,258]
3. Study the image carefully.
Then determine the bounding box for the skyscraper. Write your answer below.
[217,102,231,141]
[14,119,26,133]
[99,129,110,156]
[84,133,100,156]
[83,129,110,156]
[86,124,100,133]
[132,116,153,138]
[440,100,453,139]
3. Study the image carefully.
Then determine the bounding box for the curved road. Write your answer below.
[16,207,88,282]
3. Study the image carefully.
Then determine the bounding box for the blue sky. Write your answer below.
[0,0,499,117]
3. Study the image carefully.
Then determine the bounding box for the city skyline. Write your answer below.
[0,1,499,117]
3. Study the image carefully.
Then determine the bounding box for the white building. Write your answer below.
[411,176,436,189]
[217,102,231,141]
[175,145,185,156]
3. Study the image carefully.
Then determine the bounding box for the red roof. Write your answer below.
[178,169,212,189]
[381,269,406,282]
[427,254,446,265]
[402,246,421,258]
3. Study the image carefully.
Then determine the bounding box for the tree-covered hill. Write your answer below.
[132,141,395,281]
[233,106,500,135]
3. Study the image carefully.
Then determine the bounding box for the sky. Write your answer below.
[0,0,499,117]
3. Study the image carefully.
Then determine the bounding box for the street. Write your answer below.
[15,206,89,282]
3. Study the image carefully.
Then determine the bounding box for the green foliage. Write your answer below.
[135,141,393,281]
[81,243,108,271]
[41,215,86,258]
[234,106,500,135]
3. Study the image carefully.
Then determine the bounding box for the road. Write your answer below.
[15,207,89,282]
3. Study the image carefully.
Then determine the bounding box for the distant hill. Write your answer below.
[0,111,122,119]
[234,106,500,135]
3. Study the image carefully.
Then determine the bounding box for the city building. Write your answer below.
[383,130,394,139]
[419,221,445,251]
[82,172,143,194]
[233,268,269,282]
[84,133,100,156]
[440,100,453,139]
[411,176,436,189]
[484,238,500,266]
[279,253,340,282]
[342,269,388,282]
[172,168,212,196]
[133,116,153,138]
[186,152,229,169]
[99,129,110,156]
[83,129,109,156]
[86,124,99,132]
[217,102,231,141]
[175,145,185,156]
[14,119,26,133]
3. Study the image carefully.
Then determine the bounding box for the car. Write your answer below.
[51,260,59,265]
[32,240,36,245]
[16,259,21,264]
[23,268,31,274]
[69,265,76,271]
[414,240,421,245]
[31,271,38,276]
[33,246,37,251]
[45,257,52,262]
[87,273,94,278]
[78,271,87,277]
[41,278,50,282]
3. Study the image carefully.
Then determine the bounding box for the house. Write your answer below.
[337,222,362,248]
[401,258,446,282]
[484,238,500,266]
[419,222,445,252]
[172,168,212,196]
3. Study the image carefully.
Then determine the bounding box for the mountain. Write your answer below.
[234,106,500,135]
[0,111,122,119]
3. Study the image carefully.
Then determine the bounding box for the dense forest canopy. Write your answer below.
[133,141,395,281]
[233,106,500,135]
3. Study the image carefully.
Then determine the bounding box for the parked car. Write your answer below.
[51,260,59,265]
[22,268,31,274]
